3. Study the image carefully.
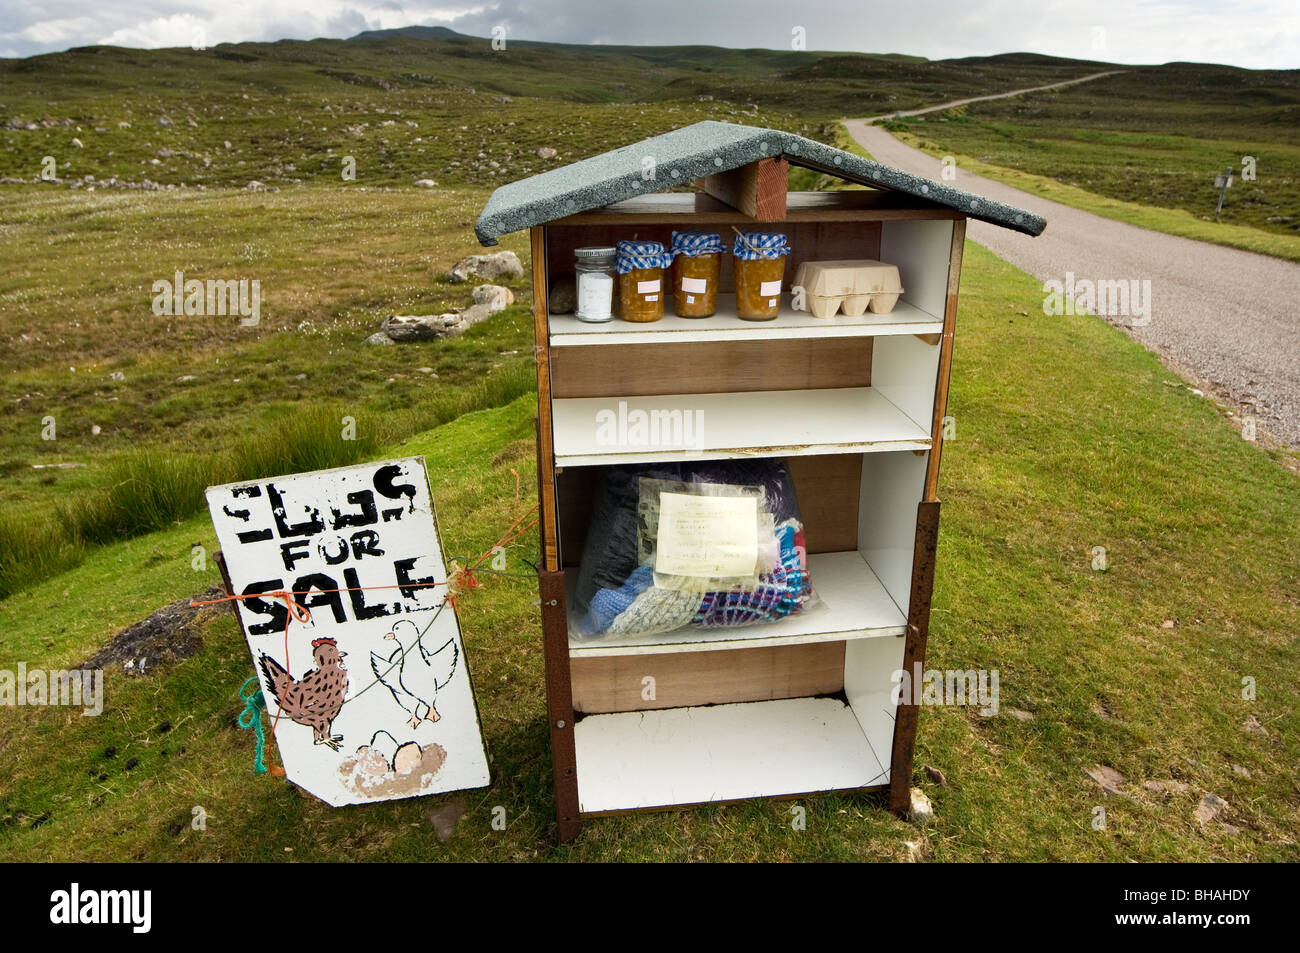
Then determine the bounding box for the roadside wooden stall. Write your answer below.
[475,121,1046,842]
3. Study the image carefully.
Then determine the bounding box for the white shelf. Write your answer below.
[549,295,942,346]
[551,386,931,467]
[574,695,894,813]
[568,551,907,656]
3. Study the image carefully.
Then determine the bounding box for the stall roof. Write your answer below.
[475,120,1045,245]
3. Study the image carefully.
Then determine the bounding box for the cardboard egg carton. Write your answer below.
[793,259,905,318]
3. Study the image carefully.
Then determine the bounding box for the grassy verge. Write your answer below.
[873,118,1300,263]
[2,244,1296,861]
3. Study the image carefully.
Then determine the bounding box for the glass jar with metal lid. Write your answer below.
[574,246,617,323]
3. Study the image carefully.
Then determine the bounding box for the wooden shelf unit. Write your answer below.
[532,188,965,841]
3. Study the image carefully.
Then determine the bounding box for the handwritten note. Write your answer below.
[654,492,759,578]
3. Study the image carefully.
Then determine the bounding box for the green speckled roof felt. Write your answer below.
[475,120,1046,245]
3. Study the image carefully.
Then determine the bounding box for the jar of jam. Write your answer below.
[732,231,791,321]
[615,240,671,323]
[574,246,616,323]
[669,231,724,318]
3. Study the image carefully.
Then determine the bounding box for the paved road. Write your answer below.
[843,120,1300,449]
[859,70,1125,124]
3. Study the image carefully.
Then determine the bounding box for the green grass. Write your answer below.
[881,126,1300,263]
[2,31,1298,861]
[2,244,1296,861]
[869,63,1300,259]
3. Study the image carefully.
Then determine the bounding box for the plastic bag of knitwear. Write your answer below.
[636,476,775,594]
[573,459,816,640]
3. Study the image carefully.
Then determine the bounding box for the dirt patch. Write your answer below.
[83,586,226,675]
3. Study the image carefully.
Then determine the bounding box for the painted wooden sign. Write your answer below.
[205,457,490,806]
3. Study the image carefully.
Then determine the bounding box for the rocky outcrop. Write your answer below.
[372,284,516,343]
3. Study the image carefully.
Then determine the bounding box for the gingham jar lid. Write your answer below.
[614,240,672,274]
[669,230,725,259]
[732,231,791,261]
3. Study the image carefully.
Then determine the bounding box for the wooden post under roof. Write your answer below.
[695,157,788,221]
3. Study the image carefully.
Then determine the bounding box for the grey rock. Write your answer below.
[1086,765,1125,795]
[364,331,395,346]
[471,284,514,311]
[157,115,173,127]
[536,146,557,160]
[1193,793,1228,825]
[1243,715,1269,737]
[1142,779,1191,796]
[548,273,577,314]
[448,250,523,283]
[908,787,934,826]
[414,178,437,188]
[382,312,464,341]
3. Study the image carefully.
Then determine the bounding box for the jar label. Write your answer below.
[760,280,782,297]
[645,295,658,302]
[637,279,661,294]
[686,294,696,304]
[681,277,708,294]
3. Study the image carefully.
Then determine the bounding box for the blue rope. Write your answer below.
[237,676,268,774]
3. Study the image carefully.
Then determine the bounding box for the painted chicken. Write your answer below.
[259,637,349,751]
[370,619,459,728]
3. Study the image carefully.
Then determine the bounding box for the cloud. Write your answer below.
[0,0,1295,69]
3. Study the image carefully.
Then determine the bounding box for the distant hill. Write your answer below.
[349,26,468,42]
[0,25,1293,197]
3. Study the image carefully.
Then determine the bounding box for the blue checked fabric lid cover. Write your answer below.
[732,231,791,261]
[669,230,725,259]
[615,240,672,274]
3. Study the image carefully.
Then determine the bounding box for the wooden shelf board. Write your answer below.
[574,695,894,813]
[551,386,931,467]
[568,551,907,657]
[549,295,942,346]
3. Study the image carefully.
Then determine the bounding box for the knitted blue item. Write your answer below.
[578,565,654,637]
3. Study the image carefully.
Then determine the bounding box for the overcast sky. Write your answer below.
[1,0,1296,69]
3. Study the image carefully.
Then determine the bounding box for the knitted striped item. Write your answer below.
[692,521,810,628]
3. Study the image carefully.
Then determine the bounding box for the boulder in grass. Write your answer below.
[908,787,934,826]
[448,250,523,283]
[378,283,516,342]
[382,313,464,342]
[415,178,437,188]
[536,146,557,160]
[471,284,514,311]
